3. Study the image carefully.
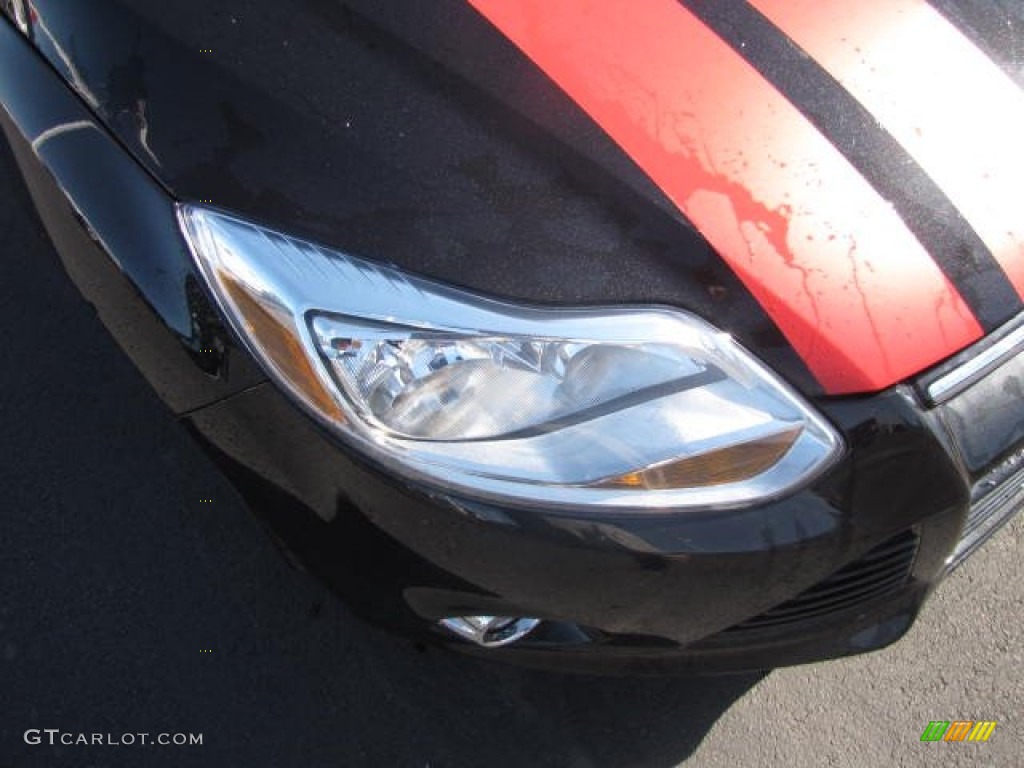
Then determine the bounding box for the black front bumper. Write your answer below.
[3,13,1021,674]
[179,359,1019,674]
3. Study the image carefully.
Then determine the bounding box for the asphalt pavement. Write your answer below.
[0,136,1020,768]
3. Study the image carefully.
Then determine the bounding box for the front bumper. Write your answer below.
[3,13,1021,674]
[179,352,1020,674]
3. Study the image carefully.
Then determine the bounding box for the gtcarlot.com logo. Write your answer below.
[24,729,203,747]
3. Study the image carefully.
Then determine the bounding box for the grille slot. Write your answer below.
[948,451,1024,570]
[727,531,919,633]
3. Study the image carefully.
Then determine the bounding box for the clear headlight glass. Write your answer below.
[179,205,842,511]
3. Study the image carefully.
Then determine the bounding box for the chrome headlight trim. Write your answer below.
[178,204,843,512]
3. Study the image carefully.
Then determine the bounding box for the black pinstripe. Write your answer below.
[681,0,1024,331]
[927,0,1024,90]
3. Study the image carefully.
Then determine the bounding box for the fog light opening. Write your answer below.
[438,616,541,647]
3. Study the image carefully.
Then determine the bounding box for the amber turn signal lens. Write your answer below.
[220,273,343,421]
[596,427,802,490]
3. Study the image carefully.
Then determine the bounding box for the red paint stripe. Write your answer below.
[467,0,983,393]
[751,0,1024,303]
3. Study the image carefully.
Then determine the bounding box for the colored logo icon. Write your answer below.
[920,721,997,742]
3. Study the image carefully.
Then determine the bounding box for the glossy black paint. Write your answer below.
[14,0,819,396]
[0,9,1015,673]
[0,15,263,413]
[174,369,974,673]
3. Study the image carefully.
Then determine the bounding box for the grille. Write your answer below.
[727,531,919,633]
[948,450,1024,571]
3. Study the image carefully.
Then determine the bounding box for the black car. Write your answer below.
[2,0,1022,674]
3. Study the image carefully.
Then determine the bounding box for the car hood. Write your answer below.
[20,0,1024,396]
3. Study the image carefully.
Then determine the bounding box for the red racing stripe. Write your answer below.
[467,0,984,394]
[750,0,1024,304]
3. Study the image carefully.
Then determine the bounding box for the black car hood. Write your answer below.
[19,0,1024,397]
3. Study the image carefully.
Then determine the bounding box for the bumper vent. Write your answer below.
[728,531,919,633]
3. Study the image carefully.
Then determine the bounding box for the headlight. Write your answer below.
[179,205,842,510]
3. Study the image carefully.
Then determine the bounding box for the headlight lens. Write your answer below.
[179,205,842,510]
